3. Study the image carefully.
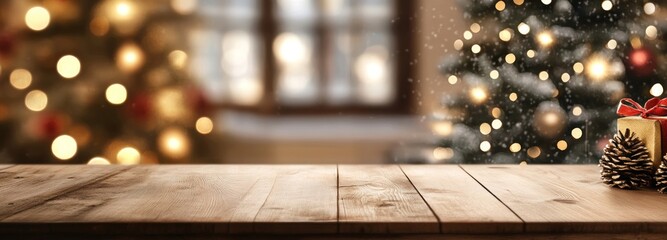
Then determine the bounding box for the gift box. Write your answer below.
[616,98,667,169]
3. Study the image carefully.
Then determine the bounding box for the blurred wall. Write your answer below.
[415,0,466,115]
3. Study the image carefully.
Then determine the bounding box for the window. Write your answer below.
[191,0,414,114]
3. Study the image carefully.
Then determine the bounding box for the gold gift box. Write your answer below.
[617,116,665,169]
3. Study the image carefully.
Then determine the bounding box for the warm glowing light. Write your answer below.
[155,88,187,120]
[539,71,549,80]
[495,1,506,11]
[573,62,584,74]
[606,39,617,49]
[541,0,552,4]
[584,55,609,82]
[431,121,453,136]
[195,117,214,134]
[514,0,524,5]
[572,106,583,116]
[88,157,111,165]
[469,87,488,104]
[509,143,522,153]
[646,25,658,40]
[492,107,502,118]
[499,28,512,42]
[490,70,499,79]
[471,44,481,53]
[526,50,536,58]
[115,1,134,18]
[651,83,664,97]
[454,39,463,50]
[630,49,650,67]
[505,53,516,64]
[355,46,388,85]
[25,6,50,31]
[601,0,613,11]
[527,146,541,158]
[470,23,481,33]
[117,147,141,165]
[10,69,32,90]
[57,55,81,79]
[557,140,568,150]
[52,135,77,160]
[561,73,570,82]
[433,147,454,161]
[463,31,473,40]
[631,37,643,49]
[480,123,492,135]
[105,83,127,105]
[517,22,530,35]
[25,90,48,111]
[448,75,458,84]
[492,119,502,129]
[645,2,656,15]
[274,32,310,65]
[168,50,188,69]
[509,92,518,101]
[480,141,491,152]
[171,0,198,14]
[571,128,583,139]
[542,112,561,126]
[158,127,191,159]
[116,42,145,73]
[536,31,554,47]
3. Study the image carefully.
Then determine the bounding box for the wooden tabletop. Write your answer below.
[1,164,666,239]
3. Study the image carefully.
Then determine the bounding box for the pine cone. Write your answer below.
[656,156,667,193]
[599,129,653,189]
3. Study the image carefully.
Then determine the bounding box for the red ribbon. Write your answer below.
[617,98,667,118]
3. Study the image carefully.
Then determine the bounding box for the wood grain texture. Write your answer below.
[400,165,523,234]
[0,165,14,171]
[0,165,128,220]
[338,165,439,234]
[462,164,667,233]
[250,165,338,234]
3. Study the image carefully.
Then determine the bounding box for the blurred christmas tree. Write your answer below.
[436,0,663,164]
[0,0,218,164]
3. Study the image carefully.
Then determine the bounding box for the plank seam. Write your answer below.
[336,164,340,234]
[458,165,526,233]
[398,165,442,234]
[0,165,17,171]
[251,172,278,233]
[0,166,133,221]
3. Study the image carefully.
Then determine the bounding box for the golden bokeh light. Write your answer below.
[526,49,536,58]
[117,146,141,165]
[453,39,463,50]
[492,107,502,118]
[490,70,499,79]
[431,121,453,136]
[433,147,454,161]
[195,117,214,134]
[572,106,583,116]
[480,123,492,135]
[650,83,664,97]
[469,86,488,104]
[168,50,188,69]
[171,0,198,15]
[448,75,458,84]
[57,55,81,79]
[105,83,127,105]
[646,25,658,40]
[539,71,549,80]
[491,119,503,129]
[527,146,541,158]
[158,127,191,159]
[463,31,473,40]
[10,69,32,90]
[471,44,481,53]
[495,1,506,11]
[517,22,530,35]
[509,92,518,101]
[606,39,617,49]
[480,141,491,152]
[584,55,609,82]
[557,140,568,150]
[116,42,145,73]
[571,128,583,139]
[505,53,516,64]
[25,6,50,31]
[561,73,571,82]
[499,28,512,42]
[573,62,584,74]
[52,135,77,160]
[601,0,613,11]
[470,23,481,33]
[536,31,554,47]
[25,90,48,111]
[509,143,522,153]
[88,157,111,165]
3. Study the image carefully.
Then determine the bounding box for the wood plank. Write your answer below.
[250,165,338,234]
[0,165,14,171]
[462,165,667,233]
[338,165,439,234]
[400,165,523,234]
[0,165,128,220]
[1,165,274,235]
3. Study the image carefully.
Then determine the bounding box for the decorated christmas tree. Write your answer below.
[0,0,217,164]
[436,0,663,164]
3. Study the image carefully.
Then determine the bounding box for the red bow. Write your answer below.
[617,98,667,118]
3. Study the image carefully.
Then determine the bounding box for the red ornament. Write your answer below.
[187,87,212,114]
[127,93,152,122]
[0,32,16,59]
[37,113,64,139]
[628,47,655,77]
